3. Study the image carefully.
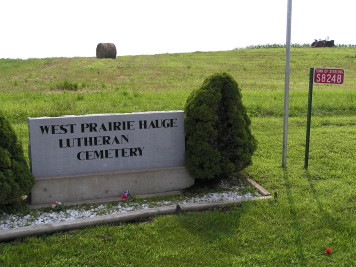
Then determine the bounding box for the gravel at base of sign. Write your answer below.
[1,191,256,230]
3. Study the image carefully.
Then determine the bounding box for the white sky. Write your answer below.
[0,0,354,59]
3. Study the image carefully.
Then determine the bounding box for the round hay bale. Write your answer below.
[96,43,117,59]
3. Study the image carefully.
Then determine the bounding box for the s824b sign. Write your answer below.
[314,68,344,84]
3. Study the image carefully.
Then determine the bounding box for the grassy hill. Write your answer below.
[0,47,355,266]
[1,48,355,119]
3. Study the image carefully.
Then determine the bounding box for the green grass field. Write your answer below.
[0,47,355,266]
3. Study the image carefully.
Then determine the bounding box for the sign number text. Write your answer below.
[313,68,344,84]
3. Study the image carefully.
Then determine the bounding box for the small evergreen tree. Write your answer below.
[184,73,257,181]
[0,112,34,207]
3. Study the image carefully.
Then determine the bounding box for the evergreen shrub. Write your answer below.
[184,73,257,181]
[0,112,34,207]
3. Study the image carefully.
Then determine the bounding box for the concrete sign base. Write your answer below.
[31,167,194,205]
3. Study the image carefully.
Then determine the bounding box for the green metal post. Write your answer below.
[304,68,314,168]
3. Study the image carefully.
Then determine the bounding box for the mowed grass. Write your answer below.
[0,47,355,266]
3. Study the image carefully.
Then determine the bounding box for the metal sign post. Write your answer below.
[304,68,314,169]
[304,68,345,169]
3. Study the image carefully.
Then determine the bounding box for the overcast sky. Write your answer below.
[1,0,354,59]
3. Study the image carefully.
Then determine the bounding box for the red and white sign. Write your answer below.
[314,68,344,85]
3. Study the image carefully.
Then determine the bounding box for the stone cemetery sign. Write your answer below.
[29,111,185,177]
[28,111,194,205]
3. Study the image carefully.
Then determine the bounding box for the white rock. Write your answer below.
[0,190,255,230]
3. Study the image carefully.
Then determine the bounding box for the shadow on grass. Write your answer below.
[175,204,245,243]
[282,169,307,266]
[304,170,352,235]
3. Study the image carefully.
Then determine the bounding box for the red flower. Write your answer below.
[324,248,333,255]
[121,190,130,200]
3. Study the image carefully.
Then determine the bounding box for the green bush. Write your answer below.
[184,73,257,181]
[0,112,34,207]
